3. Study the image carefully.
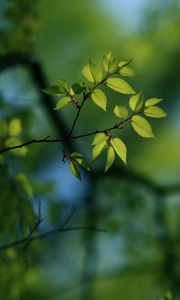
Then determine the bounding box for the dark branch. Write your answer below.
[0,107,141,154]
[0,226,107,252]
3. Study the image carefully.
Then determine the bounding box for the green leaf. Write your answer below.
[145,98,163,107]
[8,118,22,136]
[129,92,143,112]
[111,137,127,165]
[114,105,128,119]
[71,83,85,94]
[105,146,115,172]
[16,173,33,197]
[54,97,71,110]
[82,60,102,83]
[92,133,108,146]
[0,119,7,138]
[91,89,107,111]
[69,160,81,180]
[92,140,106,161]
[56,78,68,92]
[74,157,91,172]
[71,152,83,158]
[5,137,28,156]
[42,85,66,96]
[103,52,118,73]
[118,60,131,68]
[106,78,135,95]
[89,60,103,83]
[71,152,91,172]
[118,66,136,77]
[82,64,94,83]
[131,115,154,138]
[69,87,75,96]
[144,106,167,118]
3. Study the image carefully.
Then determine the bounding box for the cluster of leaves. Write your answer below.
[43,52,167,179]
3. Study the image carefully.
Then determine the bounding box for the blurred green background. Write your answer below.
[0,0,180,299]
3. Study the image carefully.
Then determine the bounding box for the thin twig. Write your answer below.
[61,205,77,228]
[0,226,107,252]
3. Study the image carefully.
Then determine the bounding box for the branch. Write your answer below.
[0,108,141,154]
[0,226,107,252]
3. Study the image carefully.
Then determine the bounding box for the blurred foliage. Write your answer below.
[0,0,39,55]
[0,0,180,300]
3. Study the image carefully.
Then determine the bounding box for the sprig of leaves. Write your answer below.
[39,52,167,178]
[0,51,167,180]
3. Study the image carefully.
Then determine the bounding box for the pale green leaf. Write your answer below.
[145,98,163,107]
[131,115,154,138]
[89,60,103,83]
[69,160,81,180]
[69,87,75,96]
[16,173,33,197]
[5,137,28,156]
[8,118,22,136]
[103,52,118,73]
[118,60,131,68]
[82,61,102,83]
[105,146,115,172]
[129,92,143,112]
[71,152,83,158]
[74,158,91,172]
[92,133,108,146]
[91,89,107,111]
[144,106,167,118]
[119,66,136,77]
[92,141,106,161]
[82,64,94,82]
[114,105,128,119]
[71,152,91,171]
[111,137,127,165]
[54,97,71,110]
[106,78,135,95]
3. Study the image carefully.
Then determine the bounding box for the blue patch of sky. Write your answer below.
[100,0,148,31]
[39,160,90,203]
